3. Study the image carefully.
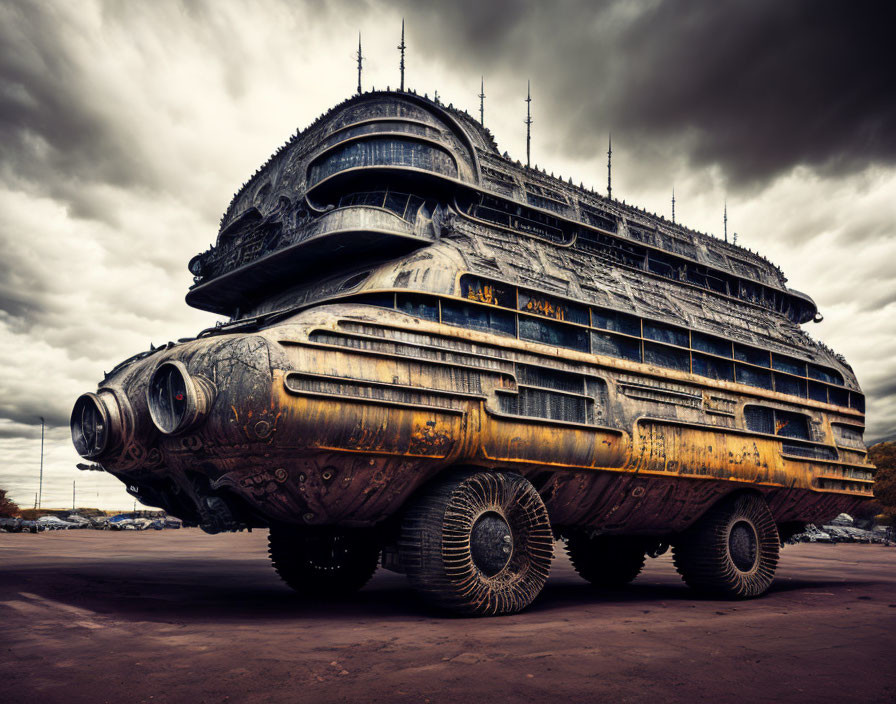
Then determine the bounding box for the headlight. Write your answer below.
[147,360,213,435]
[71,392,121,458]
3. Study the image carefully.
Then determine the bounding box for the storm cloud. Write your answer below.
[0,0,893,509]
[396,0,896,187]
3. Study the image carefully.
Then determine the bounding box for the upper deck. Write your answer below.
[186,90,815,326]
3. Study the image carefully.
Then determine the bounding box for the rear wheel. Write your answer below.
[672,493,779,598]
[566,534,647,587]
[400,471,554,616]
[268,526,379,596]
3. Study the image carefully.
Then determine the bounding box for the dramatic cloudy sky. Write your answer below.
[1,0,894,510]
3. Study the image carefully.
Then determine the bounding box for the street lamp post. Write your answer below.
[38,416,44,510]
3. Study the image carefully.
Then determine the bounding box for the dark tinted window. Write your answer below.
[736,365,773,390]
[518,290,588,325]
[744,406,775,434]
[773,355,806,376]
[591,331,642,362]
[350,292,395,308]
[774,373,806,398]
[460,276,514,308]
[692,332,732,358]
[396,293,438,321]
[828,386,849,407]
[808,364,843,385]
[734,344,770,367]
[850,393,865,413]
[592,309,640,336]
[519,317,589,352]
[643,321,689,348]
[692,354,734,381]
[775,410,811,440]
[441,301,516,336]
[808,381,828,403]
[644,342,690,371]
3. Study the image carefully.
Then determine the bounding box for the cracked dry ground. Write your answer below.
[1,531,894,704]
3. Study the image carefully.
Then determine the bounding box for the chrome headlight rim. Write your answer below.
[146,360,210,436]
[71,392,111,459]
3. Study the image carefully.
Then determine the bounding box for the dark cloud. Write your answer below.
[395,0,896,186]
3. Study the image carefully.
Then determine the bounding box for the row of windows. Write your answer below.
[346,287,864,413]
[335,190,429,222]
[308,137,458,186]
[455,191,814,324]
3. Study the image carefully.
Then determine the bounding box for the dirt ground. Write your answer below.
[1,530,894,704]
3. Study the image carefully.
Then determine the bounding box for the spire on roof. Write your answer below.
[525,80,533,168]
[356,33,364,95]
[724,200,728,243]
[672,187,676,223]
[478,77,485,126]
[607,134,613,200]
[398,20,406,91]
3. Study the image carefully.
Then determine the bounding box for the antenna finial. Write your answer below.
[671,187,676,223]
[525,80,533,168]
[607,133,613,200]
[356,33,364,95]
[479,76,485,126]
[398,20,406,91]
[724,199,728,243]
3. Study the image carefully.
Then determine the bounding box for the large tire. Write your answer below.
[268,526,379,597]
[672,493,780,598]
[400,471,554,616]
[566,534,647,587]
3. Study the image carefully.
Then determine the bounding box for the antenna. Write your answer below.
[356,33,364,95]
[671,188,676,223]
[724,200,728,243]
[478,77,485,126]
[607,134,612,200]
[525,81,532,168]
[398,20,406,91]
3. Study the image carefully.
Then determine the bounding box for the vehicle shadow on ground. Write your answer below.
[2,559,881,623]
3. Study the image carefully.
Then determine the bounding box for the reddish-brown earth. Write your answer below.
[1,530,894,704]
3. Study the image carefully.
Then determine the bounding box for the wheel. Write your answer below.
[268,526,379,596]
[400,471,554,616]
[566,534,647,587]
[672,493,780,598]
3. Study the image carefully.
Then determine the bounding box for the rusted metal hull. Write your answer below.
[84,304,872,535]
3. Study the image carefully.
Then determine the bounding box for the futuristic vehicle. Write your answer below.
[72,89,874,615]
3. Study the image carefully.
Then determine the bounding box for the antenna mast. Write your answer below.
[356,33,363,95]
[398,20,406,91]
[479,77,485,126]
[525,81,532,167]
[671,188,676,223]
[607,134,612,200]
[724,200,728,242]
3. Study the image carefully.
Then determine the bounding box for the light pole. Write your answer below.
[38,416,44,509]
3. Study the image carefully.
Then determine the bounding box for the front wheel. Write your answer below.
[672,493,779,598]
[400,471,554,616]
[268,526,380,597]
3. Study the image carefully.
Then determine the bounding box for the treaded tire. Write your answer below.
[400,471,554,616]
[566,534,647,587]
[672,493,779,599]
[268,526,379,597]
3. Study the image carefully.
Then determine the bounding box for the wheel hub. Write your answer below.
[729,520,758,572]
[470,511,513,577]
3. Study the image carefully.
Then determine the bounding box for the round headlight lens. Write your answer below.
[71,393,110,458]
[147,361,210,435]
